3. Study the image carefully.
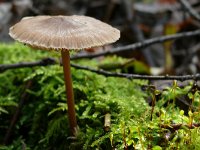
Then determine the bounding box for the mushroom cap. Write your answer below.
[9,15,120,50]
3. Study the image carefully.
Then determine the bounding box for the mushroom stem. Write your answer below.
[61,50,77,136]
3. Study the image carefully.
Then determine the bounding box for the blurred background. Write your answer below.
[1,0,200,75]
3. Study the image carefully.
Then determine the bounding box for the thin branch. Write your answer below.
[179,0,200,22]
[70,63,200,81]
[71,29,200,60]
[0,58,56,73]
[1,58,200,81]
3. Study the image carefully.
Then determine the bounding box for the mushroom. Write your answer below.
[9,15,120,135]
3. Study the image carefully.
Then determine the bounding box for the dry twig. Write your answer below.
[0,58,56,73]
[71,29,200,60]
[1,58,200,81]
[71,63,200,81]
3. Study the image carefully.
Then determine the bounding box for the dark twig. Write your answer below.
[0,58,56,73]
[71,63,200,81]
[4,80,33,145]
[1,59,200,81]
[71,29,200,60]
[179,0,200,22]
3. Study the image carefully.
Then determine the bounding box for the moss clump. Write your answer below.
[1,43,200,150]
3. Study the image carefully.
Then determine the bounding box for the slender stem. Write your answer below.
[61,50,77,136]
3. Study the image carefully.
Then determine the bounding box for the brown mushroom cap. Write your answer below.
[9,15,120,50]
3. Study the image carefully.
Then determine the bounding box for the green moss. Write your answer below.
[1,43,200,150]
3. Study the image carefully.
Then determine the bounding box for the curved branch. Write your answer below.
[71,29,200,60]
[71,63,200,81]
[1,58,200,81]
[0,58,56,73]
